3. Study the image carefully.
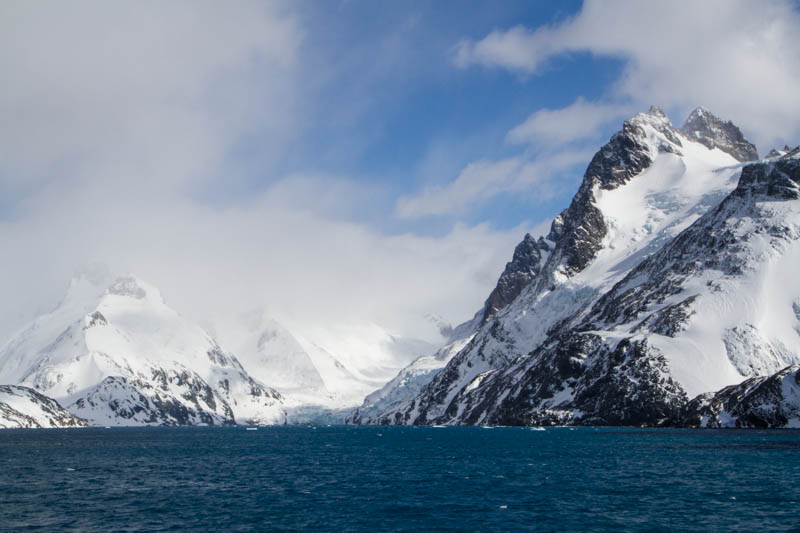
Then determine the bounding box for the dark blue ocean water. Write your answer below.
[1,426,799,532]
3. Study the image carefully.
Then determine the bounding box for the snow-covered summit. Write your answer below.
[353,106,800,427]
[0,273,286,426]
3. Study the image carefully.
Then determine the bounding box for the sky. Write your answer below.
[1,0,799,342]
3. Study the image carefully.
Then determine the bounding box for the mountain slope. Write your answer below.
[0,385,86,428]
[0,274,286,426]
[357,107,800,427]
[224,311,327,398]
[681,364,800,428]
[346,313,481,424]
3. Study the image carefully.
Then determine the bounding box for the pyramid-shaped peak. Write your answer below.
[106,276,148,299]
[104,276,165,304]
[646,106,668,119]
[680,107,758,162]
[766,145,796,159]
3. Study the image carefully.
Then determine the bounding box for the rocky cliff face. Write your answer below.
[353,107,800,428]
[481,234,551,323]
[680,107,759,162]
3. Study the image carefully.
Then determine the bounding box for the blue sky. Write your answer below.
[1,0,799,338]
[214,0,621,232]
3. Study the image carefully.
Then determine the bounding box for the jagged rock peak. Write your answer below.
[732,144,800,200]
[631,106,671,127]
[481,233,551,323]
[766,145,798,159]
[680,107,758,162]
[541,106,678,278]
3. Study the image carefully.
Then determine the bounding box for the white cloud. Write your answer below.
[0,0,302,196]
[453,25,559,73]
[507,98,632,147]
[0,1,534,345]
[0,173,530,342]
[395,148,591,219]
[454,0,800,150]
[396,157,523,218]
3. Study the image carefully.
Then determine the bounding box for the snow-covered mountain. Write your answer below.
[213,308,441,417]
[347,314,481,424]
[353,106,800,427]
[348,217,557,424]
[0,272,286,426]
[224,311,327,397]
[682,364,800,428]
[0,385,86,428]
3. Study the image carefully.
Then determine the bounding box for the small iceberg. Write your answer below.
[529,427,546,431]
[245,427,258,431]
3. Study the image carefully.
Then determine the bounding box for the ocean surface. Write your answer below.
[1,426,799,532]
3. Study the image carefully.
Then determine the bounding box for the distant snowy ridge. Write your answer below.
[0,269,443,426]
[352,107,800,428]
[0,273,286,426]
[0,385,86,428]
[347,313,481,424]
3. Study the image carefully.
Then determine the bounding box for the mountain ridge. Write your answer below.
[351,107,800,428]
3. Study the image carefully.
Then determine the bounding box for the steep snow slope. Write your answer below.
[363,107,795,426]
[288,321,437,406]
[347,313,481,424]
[0,385,86,428]
[222,311,327,397]
[0,273,285,426]
[437,146,800,427]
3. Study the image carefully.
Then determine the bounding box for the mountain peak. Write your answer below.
[644,105,669,121]
[628,106,674,134]
[680,107,758,162]
[481,232,551,323]
[106,276,148,300]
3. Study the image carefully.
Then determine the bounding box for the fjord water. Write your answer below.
[1,427,798,532]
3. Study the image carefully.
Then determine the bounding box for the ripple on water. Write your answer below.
[0,426,798,531]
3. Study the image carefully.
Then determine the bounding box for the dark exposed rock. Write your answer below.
[71,374,237,426]
[632,296,698,337]
[766,145,793,159]
[679,365,800,428]
[481,234,551,323]
[680,107,759,162]
[84,311,107,329]
[438,334,687,427]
